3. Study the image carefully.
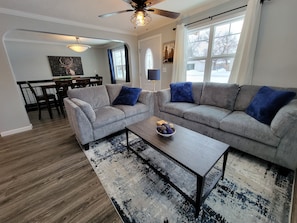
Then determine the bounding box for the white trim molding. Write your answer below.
[1,124,32,137]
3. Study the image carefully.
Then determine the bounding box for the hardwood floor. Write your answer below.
[0,110,122,223]
[0,110,296,223]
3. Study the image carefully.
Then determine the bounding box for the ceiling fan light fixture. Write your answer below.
[67,37,91,53]
[130,10,151,27]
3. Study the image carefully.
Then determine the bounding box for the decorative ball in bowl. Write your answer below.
[156,120,176,137]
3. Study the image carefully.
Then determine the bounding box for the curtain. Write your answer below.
[228,0,262,85]
[124,44,130,82]
[172,23,188,83]
[107,49,116,84]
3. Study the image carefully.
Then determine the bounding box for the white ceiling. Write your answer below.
[1,0,228,46]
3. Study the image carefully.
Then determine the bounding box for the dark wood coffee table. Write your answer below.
[125,116,229,217]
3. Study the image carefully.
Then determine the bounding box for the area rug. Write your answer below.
[84,132,294,223]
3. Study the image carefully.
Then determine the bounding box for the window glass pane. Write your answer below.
[230,20,244,34]
[212,33,241,56]
[210,58,234,83]
[214,23,230,37]
[145,48,154,78]
[112,47,126,80]
[188,28,210,58]
[186,60,205,82]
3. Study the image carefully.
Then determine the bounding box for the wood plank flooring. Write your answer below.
[0,110,296,223]
[0,111,122,223]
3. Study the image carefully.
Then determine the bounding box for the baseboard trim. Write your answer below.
[0,124,33,137]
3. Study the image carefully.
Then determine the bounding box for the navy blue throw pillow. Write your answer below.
[246,86,296,125]
[113,86,142,106]
[170,82,194,103]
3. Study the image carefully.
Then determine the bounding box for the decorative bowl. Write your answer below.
[156,129,176,137]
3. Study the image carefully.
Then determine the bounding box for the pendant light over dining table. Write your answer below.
[67,37,91,53]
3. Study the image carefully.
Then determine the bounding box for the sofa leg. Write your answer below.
[82,143,89,150]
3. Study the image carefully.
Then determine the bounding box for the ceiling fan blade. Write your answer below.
[98,9,134,18]
[148,8,180,19]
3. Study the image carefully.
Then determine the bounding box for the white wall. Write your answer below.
[252,0,297,87]
[5,40,111,84]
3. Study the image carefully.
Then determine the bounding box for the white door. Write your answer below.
[138,34,161,91]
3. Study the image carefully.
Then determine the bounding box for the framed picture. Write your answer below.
[163,41,175,63]
[48,56,84,76]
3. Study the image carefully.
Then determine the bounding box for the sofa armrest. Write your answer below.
[157,88,171,108]
[271,99,297,138]
[71,98,96,122]
[138,90,154,115]
[64,98,94,145]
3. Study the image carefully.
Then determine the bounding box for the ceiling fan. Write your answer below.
[98,0,180,27]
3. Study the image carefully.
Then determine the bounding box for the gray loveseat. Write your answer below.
[154,82,297,170]
[64,84,153,149]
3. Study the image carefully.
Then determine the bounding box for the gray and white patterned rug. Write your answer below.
[84,132,294,223]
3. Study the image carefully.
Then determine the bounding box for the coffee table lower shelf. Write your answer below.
[126,128,228,217]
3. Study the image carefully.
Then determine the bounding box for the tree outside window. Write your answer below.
[187,17,244,83]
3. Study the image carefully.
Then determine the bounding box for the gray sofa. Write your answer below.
[154,82,297,170]
[64,84,153,149]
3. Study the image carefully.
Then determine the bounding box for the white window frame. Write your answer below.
[186,12,245,83]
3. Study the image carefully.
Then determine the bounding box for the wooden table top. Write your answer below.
[126,116,229,177]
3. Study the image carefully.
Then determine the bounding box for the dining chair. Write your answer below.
[74,78,91,88]
[26,81,60,120]
[54,79,73,117]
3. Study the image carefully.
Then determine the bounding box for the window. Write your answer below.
[145,48,154,78]
[187,16,244,83]
[112,47,126,81]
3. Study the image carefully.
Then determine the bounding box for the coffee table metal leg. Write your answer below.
[222,149,229,179]
[126,128,130,151]
[195,175,204,217]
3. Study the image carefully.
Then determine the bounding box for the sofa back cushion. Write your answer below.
[235,85,297,111]
[105,83,132,103]
[192,82,204,104]
[200,82,239,110]
[67,85,110,109]
[234,85,262,111]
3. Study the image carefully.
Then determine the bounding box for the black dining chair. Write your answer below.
[26,81,60,120]
[54,79,73,117]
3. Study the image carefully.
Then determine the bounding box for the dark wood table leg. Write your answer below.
[222,148,229,179]
[195,175,204,217]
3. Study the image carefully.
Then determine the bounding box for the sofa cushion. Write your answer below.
[114,103,149,118]
[270,99,297,138]
[161,102,197,117]
[67,85,110,110]
[112,86,142,106]
[246,86,296,125]
[71,98,96,122]
[200,82,239,110]
[192,82,204,104]
[220,111,280,147]
[170,82,194,103]
[92,106,125,128]
[105,83,132,103]
[184,105,231,129]
[234,85,262,111]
